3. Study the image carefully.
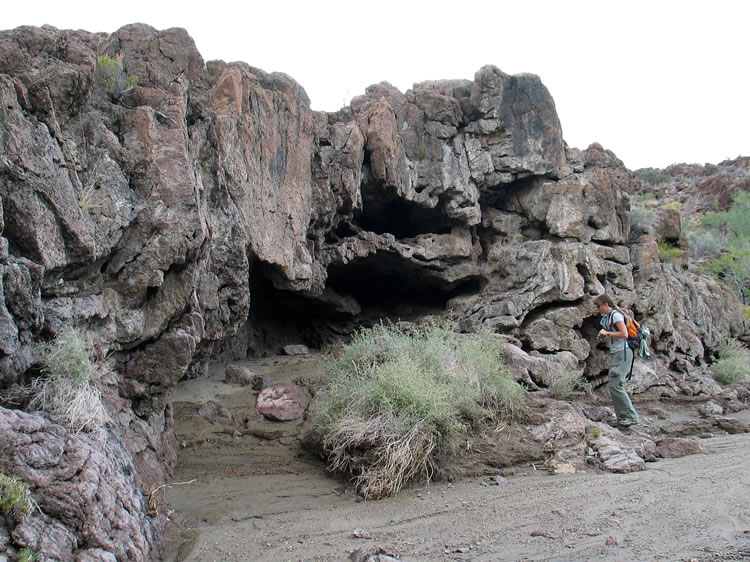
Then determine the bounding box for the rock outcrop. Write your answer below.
[0,23,747,559]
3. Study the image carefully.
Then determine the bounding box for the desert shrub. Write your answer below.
[711,339,749,384]
[743,307,750,321]
[0,471,33,518]
[638,169,669,185]
[657,238,682,263]
[630,205,657,233]
[310,321,526,498]
[683,220,723,259]
[19,548,38,562]
[30,326,110,440]
[661,201,682,211]
[414,143,428,160]
[635,191,656,202]
[95,54,138,100]
[549,371,588,400]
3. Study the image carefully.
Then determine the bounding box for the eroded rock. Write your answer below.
[0,408,157,561]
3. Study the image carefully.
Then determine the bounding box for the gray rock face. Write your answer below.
[0,23,748,560]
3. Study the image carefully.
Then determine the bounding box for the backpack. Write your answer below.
[605,311,652,379]
[625,317,641,351]
[605,310,650,357]
[626,316,652,359]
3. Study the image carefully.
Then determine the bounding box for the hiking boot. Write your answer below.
[618,420,638,427]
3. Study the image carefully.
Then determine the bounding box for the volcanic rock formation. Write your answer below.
[0,23,747,560]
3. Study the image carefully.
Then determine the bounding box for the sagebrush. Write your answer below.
[630,205,657,233]
[711,339,749,384]
[549,371,588,400]
[30,326,110,440]
[310,321,526,498]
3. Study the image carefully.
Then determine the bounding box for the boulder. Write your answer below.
[256,384,305,421]
[655,437,707,458]
[224,365,255,386]
[282,345,310,356]
[197,401,235,426]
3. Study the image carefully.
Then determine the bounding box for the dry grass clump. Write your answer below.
[310,321,526,499]
[549,371,588,400]
[711,339,750,385]
[30,326,110,441]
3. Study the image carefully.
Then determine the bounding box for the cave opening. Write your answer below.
[226,253,484,359]
[326,255,483,321]
[356,184,453,239]
[243,264,355,356]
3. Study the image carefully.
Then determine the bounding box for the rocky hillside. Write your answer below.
[635,156,750,216]
[0,23,748,560]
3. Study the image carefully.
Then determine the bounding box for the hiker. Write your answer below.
[594,294,640,427]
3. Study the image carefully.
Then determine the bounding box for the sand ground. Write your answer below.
[161,355,750,562]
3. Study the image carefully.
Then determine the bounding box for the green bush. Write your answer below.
[18,548,38,562]
[661,201,682,211]
[657,238,682,263]
[0,471,33,518]
[310,321,526,498]
[711,339,749,384]
[549,371,588,400]
[95,54,138,100]
[31,326,110,440]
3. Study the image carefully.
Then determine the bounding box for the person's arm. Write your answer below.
[598,317,628,339]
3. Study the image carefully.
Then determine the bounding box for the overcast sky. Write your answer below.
[3,0,748,170]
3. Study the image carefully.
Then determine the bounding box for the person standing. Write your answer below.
[594,294,639,427]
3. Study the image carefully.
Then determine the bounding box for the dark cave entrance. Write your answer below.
[239,255,483,357]
[243,265,354,356]
[355,175,454,239]
[326,255,483,322]
[355,196,453,239]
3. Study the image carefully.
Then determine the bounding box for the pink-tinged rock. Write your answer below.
[256,384,305,421]
[655,437,707,458]
[605,535,620,546]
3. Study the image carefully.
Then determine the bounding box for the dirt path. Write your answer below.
[162,356,750,561]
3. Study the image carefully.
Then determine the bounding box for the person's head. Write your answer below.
[594,294,614,314]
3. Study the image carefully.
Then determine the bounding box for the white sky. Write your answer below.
[3,0,748,170]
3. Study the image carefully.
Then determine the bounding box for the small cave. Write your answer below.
[214,257,484,360]
[477,175,539,212]
[242,265,356,356]
[326,255,483,322]
[356,182,452,239]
